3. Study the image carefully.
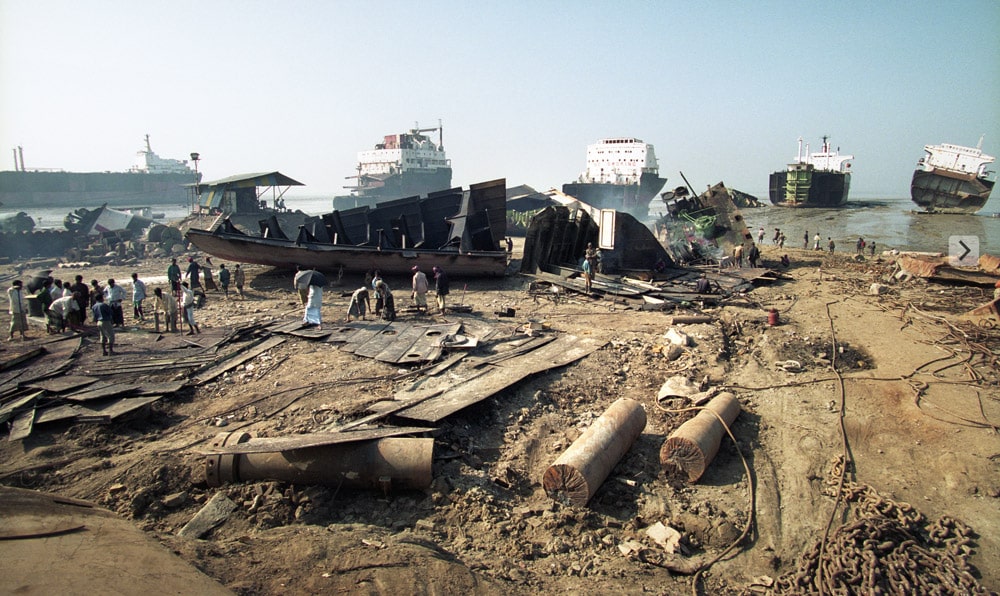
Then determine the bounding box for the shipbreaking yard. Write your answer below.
[1,239,999,595]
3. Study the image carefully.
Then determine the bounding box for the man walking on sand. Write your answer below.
[411,266,429,314]
[7,280,28,341]
[91,293,115,356]
[233,264,246,299]
[433,266,450,314]
[180,282,201,335]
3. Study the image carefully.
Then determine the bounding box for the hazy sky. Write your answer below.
[2,1,998,199]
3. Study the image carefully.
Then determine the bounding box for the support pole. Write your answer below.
[205,433,433,492]
[542,398,646,506]
[659,392,741,482]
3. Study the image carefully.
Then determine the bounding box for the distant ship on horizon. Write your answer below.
[0,135,201,209]
[561,137,667,219]
[768,136,853,207]
[332,123,453,210]
[910,137,995,214]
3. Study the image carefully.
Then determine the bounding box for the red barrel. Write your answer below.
[767,309,779,326]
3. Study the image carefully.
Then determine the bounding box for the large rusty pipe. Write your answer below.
[659,392,741,482]
[205,432,433,492]
[542,398,647,506]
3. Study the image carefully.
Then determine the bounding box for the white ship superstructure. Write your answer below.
[577,137,659,185]
[799,136,853,173]
[130,134,195,174]
[357,125,450,179]
[917,140,995,177]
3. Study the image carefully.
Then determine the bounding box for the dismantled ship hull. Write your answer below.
[187,179,508,277]
[911,170,994,214]
[561,137,667,219]
[660,182,754,264]
[562,172,667,219]
[521,205,672,275]
[910,140,996,214]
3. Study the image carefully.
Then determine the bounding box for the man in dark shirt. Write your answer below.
[91,293,115,356]
[432,266,450,314]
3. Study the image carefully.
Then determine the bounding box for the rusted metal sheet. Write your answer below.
[898,255,945,278]
[543,398,647,506]
[199,426,433,455]
[205,432,433,491]
[979,253,1000,274]
[388,334,608,423]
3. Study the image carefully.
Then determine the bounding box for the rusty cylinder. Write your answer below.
[659,392,741,483]
[542,398,647,506]
[204,432,433,492]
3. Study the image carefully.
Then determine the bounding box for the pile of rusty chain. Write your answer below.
[769,456,993,595]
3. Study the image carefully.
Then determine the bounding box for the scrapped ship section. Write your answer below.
[561,137,667,219]
[910,139,996,214]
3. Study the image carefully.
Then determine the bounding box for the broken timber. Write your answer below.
[369,333,608,424]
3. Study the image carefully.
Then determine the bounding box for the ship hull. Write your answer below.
[190,178,508,277]
[187,229,506,277]
[910,168,994,214]
[0,170,199,209]
[768,171,850,207]
[333,169,453,210]
[561,172,667,218]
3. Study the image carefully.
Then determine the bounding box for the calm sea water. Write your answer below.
[649,195,999,256]
[5,194,997,256]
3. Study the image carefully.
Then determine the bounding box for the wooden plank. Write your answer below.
[9,408,35,440]
[64,381,141,403]
[393,335,608,423]
[0,348,46,372]
[189,336,285,385]
[24,375,99,393]
[199,425,434,455]
[0,391,43,425]
[34,403,87,425]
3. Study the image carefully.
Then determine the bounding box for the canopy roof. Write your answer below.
[194,172,304,189]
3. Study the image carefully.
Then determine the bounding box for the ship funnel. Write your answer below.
[977,134,985,150]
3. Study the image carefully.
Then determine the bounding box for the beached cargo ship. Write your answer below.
[0,135,200,209]
[768,136,853,207]
[561,137,667,219]
[910,138,995,214]
[332,123,453,210]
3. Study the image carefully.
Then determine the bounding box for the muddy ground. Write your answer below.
[1,241,998,595]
